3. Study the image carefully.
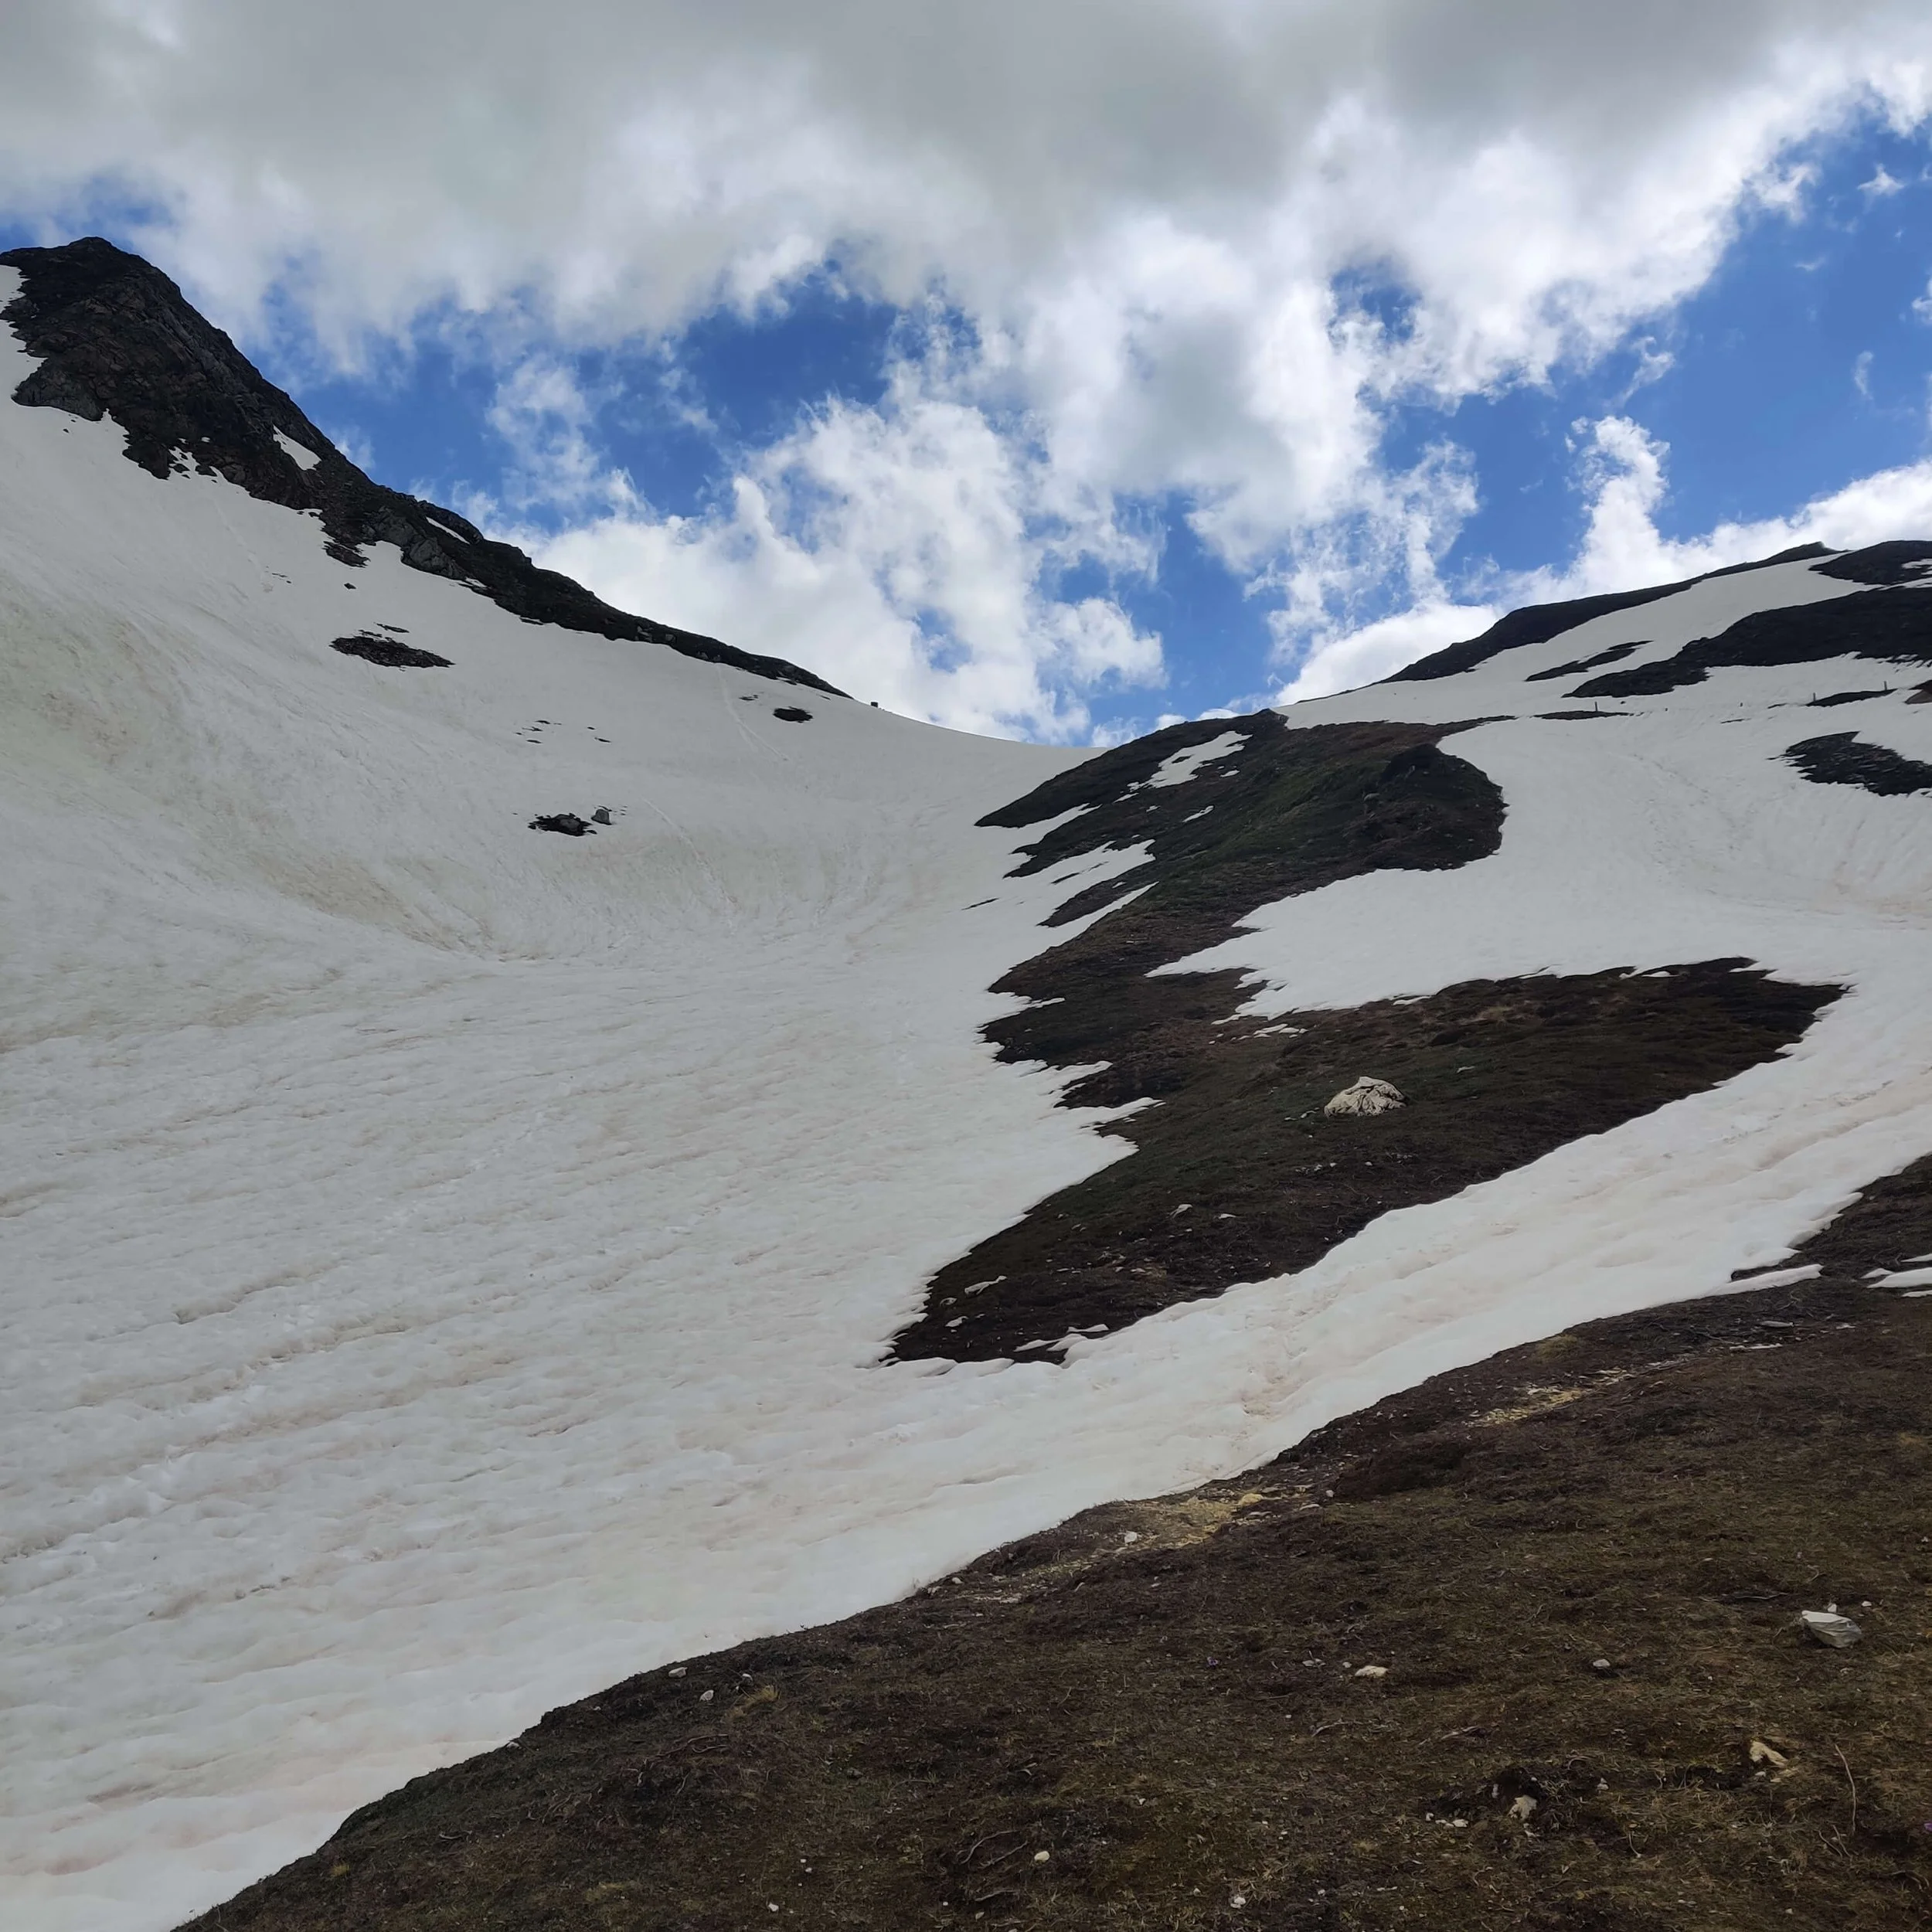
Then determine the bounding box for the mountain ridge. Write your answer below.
[0,236,841,694]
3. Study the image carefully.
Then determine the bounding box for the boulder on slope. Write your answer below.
[1324,1077,1406,1117]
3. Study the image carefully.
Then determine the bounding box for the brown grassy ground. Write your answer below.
[895,712,1831,1362]
[187,1159,1932,1932]
[896,960,1832,1363]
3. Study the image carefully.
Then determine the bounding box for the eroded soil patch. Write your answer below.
[188,1160,1932,1932]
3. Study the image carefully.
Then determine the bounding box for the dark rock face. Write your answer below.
[529,814,597,836]
[1571,589,1932,700]
[1386,544,1832,684]
[331,634,452,669]
[772,706,813,722]
[1522,638,1639,683]
[1810,539,1932,587]
[0,238,840,696]
[1387,586,1698,684]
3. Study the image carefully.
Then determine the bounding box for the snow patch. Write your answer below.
[1141,730,1246,788]
[271,428,321,471]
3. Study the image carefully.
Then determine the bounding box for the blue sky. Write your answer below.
[259,119,1932,733]
[5,4,1932,739]
[1432,127,1932,566]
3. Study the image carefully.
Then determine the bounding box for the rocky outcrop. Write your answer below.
[0,238,840,695]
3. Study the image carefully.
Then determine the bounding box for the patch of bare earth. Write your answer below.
[188,1159,1932,1932]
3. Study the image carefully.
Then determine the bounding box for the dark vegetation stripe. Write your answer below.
[1522,638,1640,682]
[187,1160,1932,1932]
[0,238,840,695]
[896,713,1832,1363]
[1385,544,1831,684]
[1782,732,1932,797]
[1807,688,1894,708]
[331,634,451,669]
[1572,588,1932,699]
[896,961,1835,1363]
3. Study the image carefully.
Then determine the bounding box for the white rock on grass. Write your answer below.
[1323,1077,1406,1117]
[1799,1610,1863,1648]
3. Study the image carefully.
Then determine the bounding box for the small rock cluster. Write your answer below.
[528,807,617,837]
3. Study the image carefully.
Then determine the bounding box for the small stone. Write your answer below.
[668,1666,686,1677]
[1590,1658,1612,1672]
[1800,1609,1863,1648]
[590,806,614,825]
[1033,1849,1050,1863]
[1230,1896,1247,1910]
[1750,1740,1791,1769]
[1353,1664,1388,1679]
[1509,1795,1537,1821]
[699,1689,715,1702]
[1122,1530,1140,1543]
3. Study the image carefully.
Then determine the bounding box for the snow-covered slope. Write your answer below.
[6,247,1932,1931]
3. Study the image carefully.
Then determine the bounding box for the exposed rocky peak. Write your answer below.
[1811,538,1932,585]
[0,236,840,694]
[1387,542,1839,684]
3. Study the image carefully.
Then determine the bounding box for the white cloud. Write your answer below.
[528,361,1163,740]
[1555,414,1932,587]
[1275,599,1501,705]
[3,1,1931,729]
[481,359,612,512]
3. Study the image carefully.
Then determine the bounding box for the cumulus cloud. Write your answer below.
[4,1,1932,729]
[1274,600,1501,706]
[524,359,1164,740]
[1553,413,1932,590]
